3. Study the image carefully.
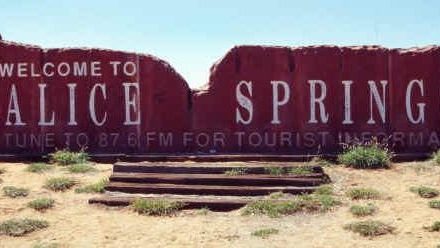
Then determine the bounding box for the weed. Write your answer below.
[0,218,49,236]
[288,167,313,175]
[346,188,381,200]
[410,186,439,198]
[32,242,61,248]
[429,200,440,209]
[132,198,184,216]
[314,185,333,195]
[338,141,391,169]
[432,150,440,165]
[75,178,108,193]
[350,203,377,217]
[224,168,248,176]
[242,194,340,218]
[26,163,53,173]
[67,164,96,173]
[424,221,440,232]
[196,207,210,215]
[251,228,279,239]
[44,177,76,192]
[344,220,395,237]
[49,149,89,166]
[264,167,286,176]
[27,198,55,211]
[3,186,29,198]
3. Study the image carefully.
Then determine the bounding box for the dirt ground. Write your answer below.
[0,161,439,248]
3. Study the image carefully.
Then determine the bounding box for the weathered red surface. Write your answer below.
[389,47,440,153]
[0,41,191,155]
[1,40,439,156]
[339,46,389,145]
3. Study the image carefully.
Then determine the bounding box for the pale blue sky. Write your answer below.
[1,0,439,88]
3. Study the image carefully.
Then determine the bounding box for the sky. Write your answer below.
[1,0,440,88]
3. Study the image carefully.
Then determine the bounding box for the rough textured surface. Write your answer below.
[1,40,439,155]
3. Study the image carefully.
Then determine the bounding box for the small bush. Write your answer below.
[268,192,286,199]
[75,178,108,193]
[132,198,184,216]
[288,166,313,175]
[3,186,29,198]
[314,185,333,195]
[429,200,440,209]
[0,218,49,237]
[344,220,395,237]
[224,168,247,176]
[32,242,61,248]
[67,164,96,173]
[27,198,55,211]
[0,168,6,174]
[251,228,279,239]
[49,149,89,166]
[310,157,334,167]
[424,221,440,232]
[432,150,440,165]
[196,207,210,215]
[242,194,340,218]
[346,188,381,200]
[264,167,287,176]
[410,186,439,198]
[26,163,53,173]
[242,200,301,218]
[338,142,391,169]
[350,203,377,217]
[44,177,76,192]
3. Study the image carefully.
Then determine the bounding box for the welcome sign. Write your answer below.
[1,41,439,156]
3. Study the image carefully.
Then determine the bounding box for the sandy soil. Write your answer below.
[0,161,439,248]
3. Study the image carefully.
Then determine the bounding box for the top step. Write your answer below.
[113,162,324,174]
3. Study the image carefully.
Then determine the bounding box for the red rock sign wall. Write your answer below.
[0,40,439,156]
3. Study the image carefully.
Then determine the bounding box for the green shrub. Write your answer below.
[288,166,313,175]
[251,228,279,239]
[350,203,377,217]
[338,142,391,169]
[344,220,395,237]
[49,149,89,166]
[432,150,440,165]
[0,218,49,237]
[27,198,55,211]
[44,177,76,191]
[132,198,184,216]
[429,200,440,209]
[410,186,439,198]
[346,188,381,200]
[264,167,286,176]
[3,186,29,198]
[75,178,108,193]
[242,194,340,218]
[26,163,53,173]
[67,164,96,173]
[224,168,247,176]
[424,221,440,232]
[196,207,210,215]
[268,192,287,199]
[314,185,333,195]
[242,200,301,218]
[32,242,61,248]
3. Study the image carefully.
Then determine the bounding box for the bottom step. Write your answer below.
[89,196,250,212]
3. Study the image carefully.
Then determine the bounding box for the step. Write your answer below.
[89,196,250,211]
[110,172,326,186]
[105,182,318,196]
[113,162,324,175]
